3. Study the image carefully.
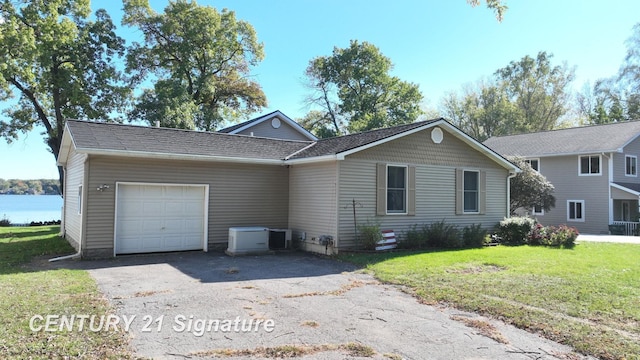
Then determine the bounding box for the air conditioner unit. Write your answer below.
[269,228,292,249]
[226,227,269,256]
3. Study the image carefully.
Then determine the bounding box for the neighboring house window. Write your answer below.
[376,163,416,216]
[532,204,544,216]
[567,200,584,222]
[387,165,407,214]
[78,185,83,215]
[625,155,637,177]
[579,155,601,175]
[525,158,540,172]
[463,170,479,213]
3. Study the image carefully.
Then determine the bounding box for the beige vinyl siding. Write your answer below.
[348,128,499,168]
[613,136,640,183]
[338,128,509,248]
[535,155,610,234]
[288,162,338,247]
[84,156,289,254]
[63,150,87,250]
[235,119,311,141]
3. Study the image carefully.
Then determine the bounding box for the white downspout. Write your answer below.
[507,171,517,218]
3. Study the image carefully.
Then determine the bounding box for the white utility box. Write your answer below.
[226,227,269,256]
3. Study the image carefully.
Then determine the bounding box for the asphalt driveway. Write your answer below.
[75,252,590,360]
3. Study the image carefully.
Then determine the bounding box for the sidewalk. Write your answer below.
[577,234,640,244]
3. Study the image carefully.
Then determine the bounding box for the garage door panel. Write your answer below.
[115,184,206,255]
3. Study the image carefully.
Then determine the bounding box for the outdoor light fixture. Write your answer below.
[96,184,110,192]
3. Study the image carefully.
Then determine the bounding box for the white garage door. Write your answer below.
[115,183,207,255]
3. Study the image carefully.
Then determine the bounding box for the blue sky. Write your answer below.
[1,0,639,179]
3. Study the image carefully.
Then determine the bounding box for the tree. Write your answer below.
[303,40,423,138]
[441,80,521,141]
[508,157,556,215]
[0,0,130,194]
[443,51,575,139]
[467,0,508,22]
[495,51,575,132]
[123,0,267,131]
[581,23,640,124]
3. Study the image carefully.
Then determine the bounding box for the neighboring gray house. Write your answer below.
[484,120,640,235]
[57,113,519,258]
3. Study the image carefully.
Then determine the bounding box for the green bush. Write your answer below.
[462,224,487,248]
[425,220,462,248]
[357,220,382,250]
[0,215,10,227]
[497,217,535,245]
[545,225,579,248]
[400,224,428,249]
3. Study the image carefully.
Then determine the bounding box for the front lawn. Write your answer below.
[0,226,131,359]
[340,244,640,360]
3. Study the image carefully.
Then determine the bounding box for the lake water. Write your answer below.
[0,195,63,224]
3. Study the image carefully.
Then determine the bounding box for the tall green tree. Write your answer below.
[302,40,423,138]
[467,0,508,21]
[0,0,130,194]
[441,80,521,141]
[123,0,266,131]
[443,51,574,139]
[495,51,575,132]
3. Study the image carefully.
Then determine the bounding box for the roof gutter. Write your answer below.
[74,148,286,165]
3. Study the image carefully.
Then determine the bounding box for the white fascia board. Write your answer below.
[283,154,337,165]
[56,124,75,166]
[610,182,640,196]
[74,148,285,165]
[510,149,624,159]
[230,110,317,141]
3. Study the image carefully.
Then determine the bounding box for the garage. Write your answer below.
[114,183,208,255]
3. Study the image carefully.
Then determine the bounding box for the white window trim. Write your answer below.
[532,205,544,216]
[78,185,83,215]
[567,200,585,222]
[578,155,602,176]
[525,158,541,173]
[463,169,480,214]
[386,164,408,215]
[625,155,637,177]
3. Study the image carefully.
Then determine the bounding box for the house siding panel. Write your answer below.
[84,156,289,254]
[338,129,509,248]
[63,150,87,250]
[535,155,610,234]
[288,162,338,249]
[235,120,311,141]
[613,136,640,183]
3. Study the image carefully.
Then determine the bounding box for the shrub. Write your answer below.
[527,223,549,245]
[546,225,579,248]
[400,224,428,249]
[497,217,535,245]
[357,220,382,250]
[425,220,462,248]
[462,224,487,248]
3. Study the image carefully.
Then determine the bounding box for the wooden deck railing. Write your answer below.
[611,221,640,236]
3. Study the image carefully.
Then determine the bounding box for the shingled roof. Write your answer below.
[286,119,441,159]
[483,121,640,157]
[64,120,312,162]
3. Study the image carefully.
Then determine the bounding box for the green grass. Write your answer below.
[340,244,640,360]
[0,226,132,359]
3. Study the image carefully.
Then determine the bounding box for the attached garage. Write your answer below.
[114,183,209,255]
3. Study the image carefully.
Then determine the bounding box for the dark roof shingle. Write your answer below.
[66,120,312,161]
[483,121,640,157]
